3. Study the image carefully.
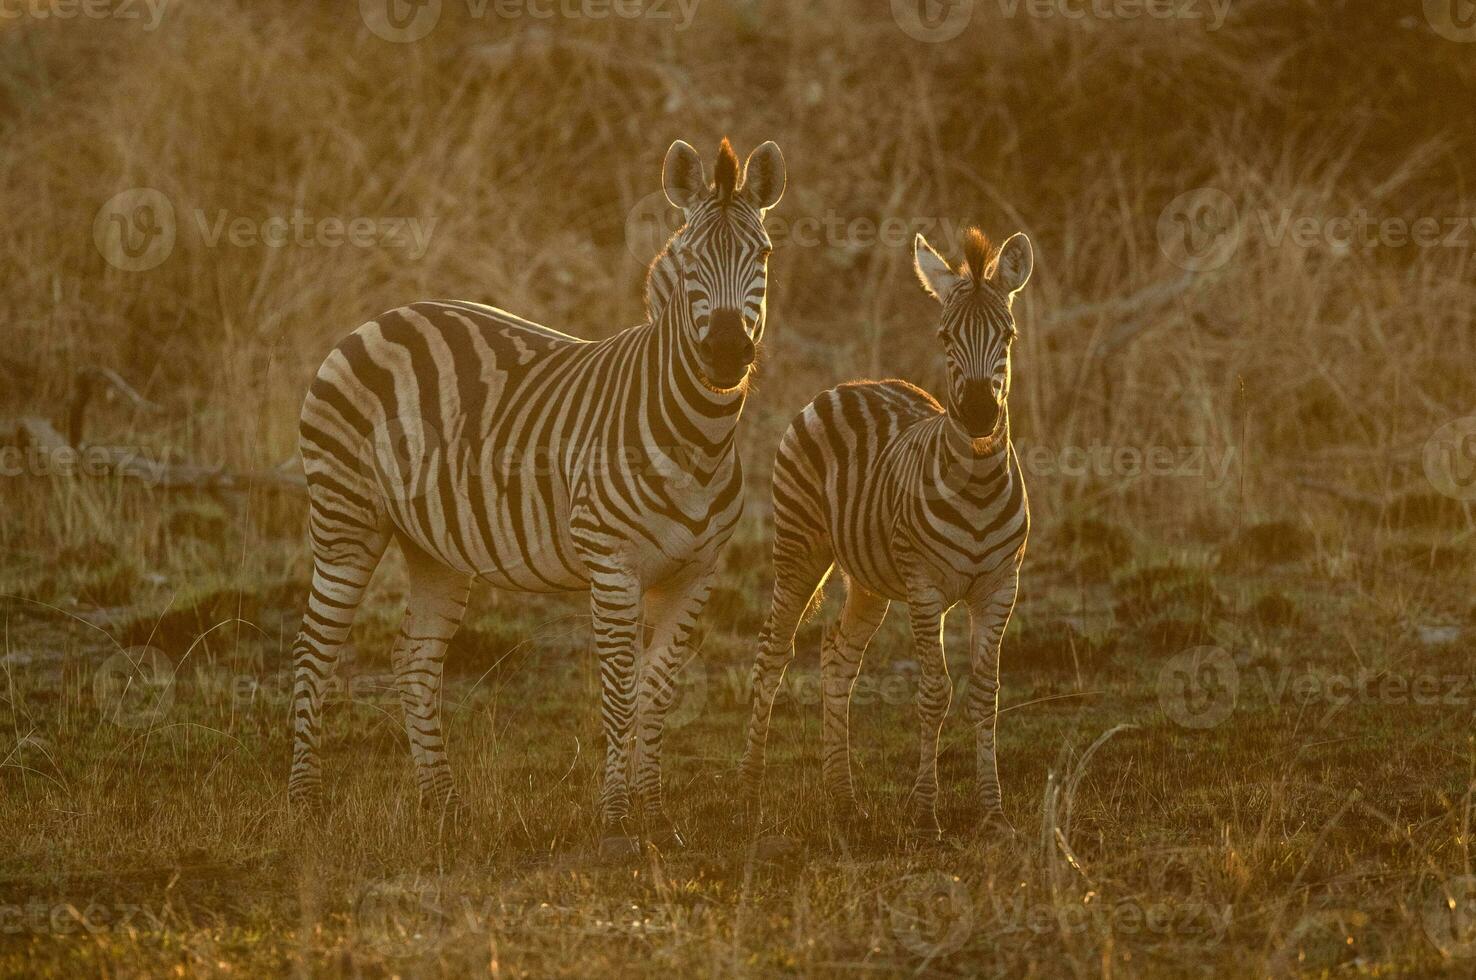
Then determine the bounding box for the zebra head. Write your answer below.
[913,228,1034,439]
[658,137,785,390]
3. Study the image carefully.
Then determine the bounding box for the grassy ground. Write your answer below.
[2,487,1474,977]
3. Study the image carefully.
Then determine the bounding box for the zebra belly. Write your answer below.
[371,435,590,593]
[828,510,912,603]
[633,496,741,586]
[827,491,1027,606]
[570,464,745,590]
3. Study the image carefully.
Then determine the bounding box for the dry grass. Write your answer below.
[1,1,1475,976]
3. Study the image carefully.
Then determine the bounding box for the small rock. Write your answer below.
[751,834,801,864]
[1249,593,1298,627]
[1418,624,1462,647]
[598,835,642,863]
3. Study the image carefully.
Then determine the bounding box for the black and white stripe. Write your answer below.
[739,228,1033,836]
[288,138,784,840]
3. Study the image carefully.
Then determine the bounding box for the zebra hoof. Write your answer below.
[598,835,642,863]
[644,819,686,852]
[826,797,870,827]
[421,795,465,834]
[736,767,764,804]
[731,790,763,830]
[906,816,944,846]
[288,787,325,821]
[980,811,1018,838]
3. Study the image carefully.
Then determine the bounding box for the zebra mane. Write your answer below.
[644,232,681,323]
[959,227,998,286]
[714,137,739,206]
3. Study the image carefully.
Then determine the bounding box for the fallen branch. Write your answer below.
[0,369,305,494]
[85,447,306,493]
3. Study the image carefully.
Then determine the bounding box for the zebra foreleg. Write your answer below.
[589,570,643,845]
[632,567,714,846]
[967,578,1018,834]
[904,588,952,840]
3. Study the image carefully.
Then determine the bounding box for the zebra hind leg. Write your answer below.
[632,568,714,848]
[820,577,889,823]
[738,535,833,808]
[289,522,391,815]
[391,547,471,816]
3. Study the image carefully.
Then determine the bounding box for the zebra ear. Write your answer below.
[913,233,958,302]
[989,232,1034,296]
[741,141,785,212]
[663,140,707,211]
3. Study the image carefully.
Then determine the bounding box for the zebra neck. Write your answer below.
[648,299,747,445]
[644,247,679,324]
[940,409,1012,467]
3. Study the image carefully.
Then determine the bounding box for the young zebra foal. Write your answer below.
[739,228,1032,837]
[289,138,785,848]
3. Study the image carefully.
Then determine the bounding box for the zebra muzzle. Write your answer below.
[699,313,756,385]
[956,381,1001,437]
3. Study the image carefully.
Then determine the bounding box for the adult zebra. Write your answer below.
[738,228,1032,837]
[289,138,785,846]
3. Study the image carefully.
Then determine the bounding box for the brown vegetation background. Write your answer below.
[3,1,1472,595]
